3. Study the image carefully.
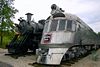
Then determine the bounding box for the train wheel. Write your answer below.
[72,46,87,58]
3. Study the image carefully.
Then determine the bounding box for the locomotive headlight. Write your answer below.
[43,34,52,43]
[37,48,48,55]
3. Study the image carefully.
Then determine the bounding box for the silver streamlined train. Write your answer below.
[36,4,100,65]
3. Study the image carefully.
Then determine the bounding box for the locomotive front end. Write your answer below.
[36,17,76,65]
[41,18,76,48]
[36,4,76,65]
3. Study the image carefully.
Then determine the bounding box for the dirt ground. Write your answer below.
[0,48,36,67]
[0,48,100,67]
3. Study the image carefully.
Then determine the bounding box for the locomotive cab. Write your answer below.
[41,18,76,48]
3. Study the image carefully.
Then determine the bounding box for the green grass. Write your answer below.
[91,50,99,61]
[0,32,14,48]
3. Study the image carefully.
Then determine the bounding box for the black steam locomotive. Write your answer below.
[7,13,45,54]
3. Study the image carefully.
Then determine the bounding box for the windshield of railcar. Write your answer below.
[49,19,66,32]
[43,21,49,32]
[58,19,66,31]
[66,20,76,31]
[50,20,58,31]
[44,19,75,32]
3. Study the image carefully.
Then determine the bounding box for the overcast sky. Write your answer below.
[14,0,100,32]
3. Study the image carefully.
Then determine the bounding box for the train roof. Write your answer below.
[49,4,94,32]
[48,12,93,32]
[65,13,93,31]
[62,13,93,31]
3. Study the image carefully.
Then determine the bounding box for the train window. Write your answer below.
[78,25,81,31]
[43,21,49,32]
[58,19,66,31]
[67,20,72,31]
[72,22,76,31]
[50,20,58,31]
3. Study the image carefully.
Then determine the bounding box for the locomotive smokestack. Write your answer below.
[25,13,33,22]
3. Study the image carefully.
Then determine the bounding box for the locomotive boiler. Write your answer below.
[36,4,100,65]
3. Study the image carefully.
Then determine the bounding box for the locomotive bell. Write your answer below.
[25,13,33,22]
[51,4,64,15]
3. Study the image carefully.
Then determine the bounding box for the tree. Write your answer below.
[0,0,18,46]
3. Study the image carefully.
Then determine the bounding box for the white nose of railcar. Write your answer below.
[41,32,75,44]
[37,48,68,65]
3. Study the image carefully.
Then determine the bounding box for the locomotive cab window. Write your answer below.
[58,19,66,31]
[66,20,76,31]
[43,21,49,32]
[72,21,76,31]
[50,20,58,32]
[67,20,72,31]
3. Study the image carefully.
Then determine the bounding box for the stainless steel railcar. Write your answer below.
[36,4,100,65]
